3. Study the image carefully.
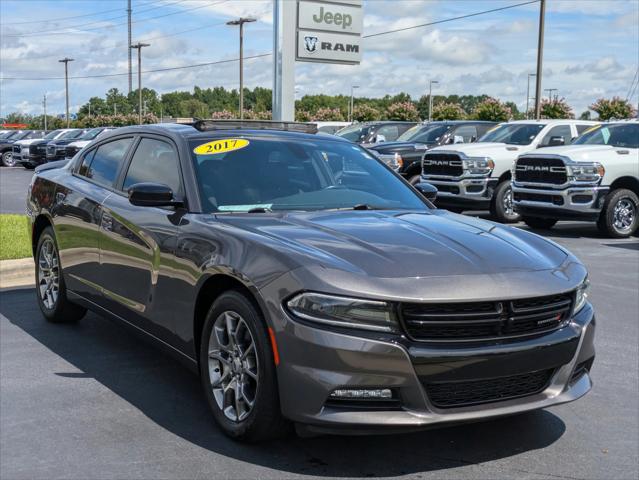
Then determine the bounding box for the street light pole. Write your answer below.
[130,42,150,124]
[227,17,256,119]
[534,0,546,120]
[544,88,558,101]
[43,94,47,130]
[58,57,74,127]
[349,85,359,122]
[428,80,439,122]
[526,73,536,119]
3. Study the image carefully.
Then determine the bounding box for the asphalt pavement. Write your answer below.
[0,167,34,214]
[1,166,638,479]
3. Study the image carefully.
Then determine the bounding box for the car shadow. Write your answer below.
[1,288,567,477]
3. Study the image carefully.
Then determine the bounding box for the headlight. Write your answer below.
[462,157,494,175]
[567,163,605,182]
[286,292,399,332]
[574,277,590,314]
[377,153,403,171]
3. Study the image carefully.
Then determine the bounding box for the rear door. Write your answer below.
[55,136,135,300]
[97,135,185,343]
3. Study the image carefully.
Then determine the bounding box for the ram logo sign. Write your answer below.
[304,36,319,53]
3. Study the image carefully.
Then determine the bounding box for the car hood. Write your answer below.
[218,210,568,279]
[368,141,432,153]
[430,142,534,158]
[14,139,42,146]
[523,144,637,161]
[68,140,91,148]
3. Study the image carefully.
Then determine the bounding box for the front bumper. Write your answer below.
[512,183,608,222]
[424,176,499,210]
[268,296,595,434]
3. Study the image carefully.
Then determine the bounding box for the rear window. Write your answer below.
[77,137,134,187]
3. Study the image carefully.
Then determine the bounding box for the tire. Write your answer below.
[523,216,558,230]
[35,227,87,323]
[2,151,15,167]
[597,188,639,238]
[199,290,290,442]
[408,174,421,185]
[491,180,520,223]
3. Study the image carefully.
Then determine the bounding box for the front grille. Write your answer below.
[425,369,554,408]
[46,145,56,157]
[401,292,573,342]
[423,153,463,177]
[515,157,567,185]
[12,145,20,154]
[513,191,564,205]
[66,146,80,157]
[31,144,46,154]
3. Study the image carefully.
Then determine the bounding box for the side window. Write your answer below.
[375,125,400,141]
[576,124,593,136]
[78,137,133,187]
[453,125,478,143]
[540,125,573,147]
[122,138,182,196]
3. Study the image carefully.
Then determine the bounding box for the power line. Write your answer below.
[0,53,272,81]
[362,0,540,38]
[625,67,639,102]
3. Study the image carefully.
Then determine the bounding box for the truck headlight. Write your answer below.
[574,277,590,314]
[462,157,494,175]
[567,163,605,182]
[287,292,399,332]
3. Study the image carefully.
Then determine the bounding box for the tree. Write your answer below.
[589,97,636,120]
[540,97,574,119]
[312,107,345,121]
[295,110,312,122]
[352,104,381,122]
[386,102,420,121]
[472,97,512,121]
[579,110,592,120]
[178,99,209,118]
[431,102,466,121]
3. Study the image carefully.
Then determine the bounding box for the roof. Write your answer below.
[507,119,599,125]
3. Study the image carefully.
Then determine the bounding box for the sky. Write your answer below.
[1,0,638,118]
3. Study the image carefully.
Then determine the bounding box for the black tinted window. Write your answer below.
[79,137,133,187]
[123,138,182,195]
[574,124,639,148]
[540,125,573,146]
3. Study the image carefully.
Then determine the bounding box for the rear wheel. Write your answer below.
[597,188,638,238]
[491,180,520,223]
[523,216,557,230]
[35,227,86,323]
[199,290,290,442]
[2,151,15,167]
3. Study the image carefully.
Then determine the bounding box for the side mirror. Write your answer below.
[374,134,386,143]
[547,136,565,147]
[128,182,182,207]
[414,182,438,202]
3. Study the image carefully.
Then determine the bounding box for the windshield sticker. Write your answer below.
[601,127,610,144]
[194,138,249,155]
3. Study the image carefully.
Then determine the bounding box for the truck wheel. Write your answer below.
[2,151,15,167]
[199,290,290,442]
[491,180,521,223]
[523,217,557,230]
[597,189,638,238]
[35,227,87,323]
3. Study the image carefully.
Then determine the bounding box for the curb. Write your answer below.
[0,257,35,290]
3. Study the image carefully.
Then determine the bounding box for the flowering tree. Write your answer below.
[472,97,512,121]
[589,97,636,120]
[210,110,236,119]
[386,102,420,121]
[539,98,574,119]
[352,104,381,122]
[431,102,466,121]
[295,110,312,122]
[312,107,345,121]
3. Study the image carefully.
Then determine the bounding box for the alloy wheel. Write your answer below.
[3,152,15,167]
[502,185,515,217]
[38,238,60,310]
[207,311,259,422]
[613,198,636,233]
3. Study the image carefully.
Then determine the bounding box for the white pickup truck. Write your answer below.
[421,120,598,222]
[512,121,639,238]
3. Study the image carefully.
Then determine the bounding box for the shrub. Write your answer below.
[352,104,381,122]
[540,98,574,119]
[589,97,636,120]
[312,107,345,121]
[472,97,512,122]
[210,110,236,119]
[431,102,466,121]
[295,110,312,122]
[386,102,420,121]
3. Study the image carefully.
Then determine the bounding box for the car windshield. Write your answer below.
[191,136,429,213]
[62,130,85,139]
[335,125,370,142]
[43,130,62,140]
[573,124,639,149]
[0,131,16,139]
[397,124,451,143]
[79,128,105,140]
[478,123,545,145]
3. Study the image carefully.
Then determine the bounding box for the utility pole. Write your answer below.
[227,17,256,119]
[545,88,558,101]
[127,0,132,94]
[42,94,47,130]
[114,103,117,115]
[428,80,439,122]
[130,42,150,124]
[534,0,546,120]
[58,57,74,127]
[349,85,359,122]
[88,103,91,118]
[526,73,536,119]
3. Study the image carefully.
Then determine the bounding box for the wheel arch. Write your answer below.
[609,176,639,197]
[31,214,53,257]
[497,170,512,183]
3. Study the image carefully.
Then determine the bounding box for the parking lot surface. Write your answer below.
[1,166,638,480]
[0,168,33,214]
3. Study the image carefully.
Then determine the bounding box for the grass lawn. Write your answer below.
[0,214,31,260]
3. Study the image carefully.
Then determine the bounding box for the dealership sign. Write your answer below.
[296,0,362,64]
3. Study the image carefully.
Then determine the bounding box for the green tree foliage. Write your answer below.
[352,104,381,121]
[312,107,345,121]
[472,97,512,121]
[431,102,466,121]
[540,97,574,119]
[386,102,420,121]
[178,99,210,118]
[589,97,636,120]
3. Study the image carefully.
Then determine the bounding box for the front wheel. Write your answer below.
[199,290,290,442]
[523,216,557,230]
[491,180,521,223]
[597,188,639,238]
[1,151,15,167]
[35,227,86,323]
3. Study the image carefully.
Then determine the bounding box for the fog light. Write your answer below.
[329,388,393,399]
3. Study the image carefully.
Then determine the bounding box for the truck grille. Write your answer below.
[46,145,56,157]
[515,157,567,185]
[423,153,463,177]
[401,292,573,342]
[425,368,554,408]
[12,145,20,154]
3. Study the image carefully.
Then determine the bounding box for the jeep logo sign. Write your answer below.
[296,0,362,65]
